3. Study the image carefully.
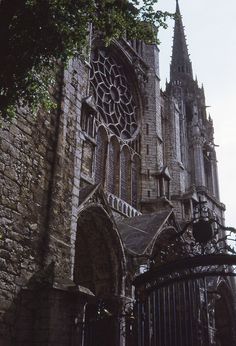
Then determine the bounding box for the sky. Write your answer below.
[156,0,236,227]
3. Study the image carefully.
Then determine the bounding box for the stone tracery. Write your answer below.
[90,49,138,140]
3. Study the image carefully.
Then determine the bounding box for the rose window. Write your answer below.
[90,49,138,139]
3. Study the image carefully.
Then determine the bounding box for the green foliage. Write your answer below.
[0,0,172,120]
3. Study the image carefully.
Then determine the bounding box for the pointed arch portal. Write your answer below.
[74,205,126,346]
[74,205,125,296]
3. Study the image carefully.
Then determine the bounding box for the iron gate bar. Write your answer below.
[177,282,182,346]
[188,280,194,345]
[137,270,236,294]
[172,283,177,346]
[204,277,210,345]
[136,276,228,346]
[167,285,171,346]
[134,254,236,286]
[157,288,161,345]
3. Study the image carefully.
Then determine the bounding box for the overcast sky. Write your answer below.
[156,0,236,227]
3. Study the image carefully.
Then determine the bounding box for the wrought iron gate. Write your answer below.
[134,255,236,346]
[134,201,236,346]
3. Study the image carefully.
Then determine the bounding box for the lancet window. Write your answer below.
[80,48,142,208]
[80,103,96,139]
[203,147,213,194]
[107,137,120,195]
[95,127,108,186]
[132,155,141,208]
[120,146,131,203]
[80,103,96,178]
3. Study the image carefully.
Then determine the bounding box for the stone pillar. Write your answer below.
[191,132,206,188]
[139,43,163,208]
[211,150,220,200]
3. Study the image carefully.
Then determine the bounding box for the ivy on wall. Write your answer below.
[0,0,172,120]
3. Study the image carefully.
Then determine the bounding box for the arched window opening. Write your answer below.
[80,104,96,138]
[131,155,141,208]
[80,106,97,179]
[183,199,192,220]
[164,178,170,198]
[81,140,95,178]
[95,127,108,186]
[130,134,141,154]
[107,137,120,195]
[203,147,213,194]
[157,167,171,199]
[120,146,131,203]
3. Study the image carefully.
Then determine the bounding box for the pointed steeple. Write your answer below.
[170,0,193,83]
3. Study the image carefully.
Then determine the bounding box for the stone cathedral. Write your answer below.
[1,1,236,346]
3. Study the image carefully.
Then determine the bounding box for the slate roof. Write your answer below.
[117,209,173,256]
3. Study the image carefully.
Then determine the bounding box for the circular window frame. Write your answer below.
[89,46,141,142]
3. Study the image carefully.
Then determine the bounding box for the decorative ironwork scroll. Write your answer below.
[150,199,236,268]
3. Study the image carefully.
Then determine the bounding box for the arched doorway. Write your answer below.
[74,205,126,346]
[215,282,236,346]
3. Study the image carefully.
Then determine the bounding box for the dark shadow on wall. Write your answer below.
[0,263,93,346]
[215,281,236,346]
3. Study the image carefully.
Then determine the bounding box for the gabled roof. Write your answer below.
[78,185,179,258]
[117,208,175,256]
[78,183,115,221]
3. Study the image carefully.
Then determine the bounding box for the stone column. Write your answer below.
[211,150,220,200]
[191,128,206,188]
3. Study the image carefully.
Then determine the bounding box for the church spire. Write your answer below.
[170,0,193,82]
[176,0,180,14]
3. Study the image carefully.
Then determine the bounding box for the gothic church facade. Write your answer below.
[0,2,234,346]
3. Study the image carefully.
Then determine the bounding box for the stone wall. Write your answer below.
[0,105,58,343]
[14,287,89,346]
[0,57,89,344]
[139,43,163,207]
[44,58,88,279]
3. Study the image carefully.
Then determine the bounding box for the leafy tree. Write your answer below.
[0,0,172,119]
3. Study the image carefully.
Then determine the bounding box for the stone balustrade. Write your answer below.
[106,192,142,218]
